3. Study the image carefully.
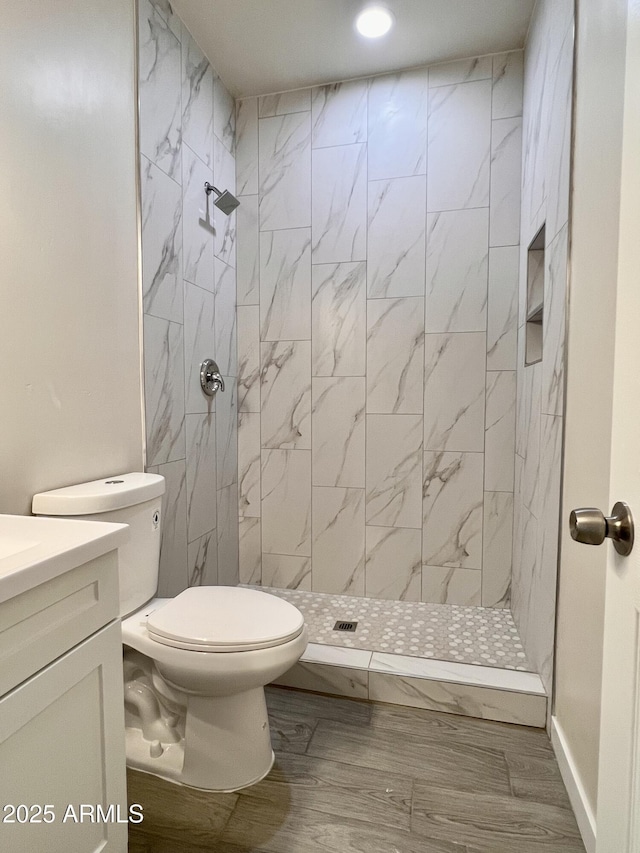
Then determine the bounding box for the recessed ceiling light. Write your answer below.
[355,5,395,39]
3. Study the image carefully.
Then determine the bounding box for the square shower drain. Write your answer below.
[333,620,358,632]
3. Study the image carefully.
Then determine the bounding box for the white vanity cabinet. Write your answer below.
[0,529,129,853]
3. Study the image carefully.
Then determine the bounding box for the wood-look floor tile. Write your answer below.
[127,829,221,852]
[411,783,586,852]
[369,702,553,758]
[221,798,468,853]
[126,689,583,853]
[128,832,262,853]
[239,751,412,830]
[269,708,317,754]
[128,831,155,853]
[127,769,237,845]
[307,719,512,795]
[505,751,573,807]
[266,685,372,726]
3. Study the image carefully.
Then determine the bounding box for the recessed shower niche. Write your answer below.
[525,224,545,366]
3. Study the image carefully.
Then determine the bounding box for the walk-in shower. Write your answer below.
[137,0,572,728]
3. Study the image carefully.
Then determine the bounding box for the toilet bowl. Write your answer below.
[121,587,307,790]
[32,473,308,792]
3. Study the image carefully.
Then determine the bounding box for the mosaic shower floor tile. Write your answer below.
[253,586,532,672]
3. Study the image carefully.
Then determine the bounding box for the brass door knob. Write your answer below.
[569,501,634,556]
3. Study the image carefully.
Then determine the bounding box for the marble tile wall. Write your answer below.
[512,0,573,695]
[237,52,523,607]
[138,0,238,594]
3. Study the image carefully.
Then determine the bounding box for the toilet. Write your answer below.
[32,472,308,792]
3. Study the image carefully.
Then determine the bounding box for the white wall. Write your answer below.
[555,0,629,817]
[0,0,143,514]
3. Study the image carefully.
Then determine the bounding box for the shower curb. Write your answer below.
[273,642,547,728]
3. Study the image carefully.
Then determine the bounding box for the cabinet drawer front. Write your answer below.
[0,551,119,696]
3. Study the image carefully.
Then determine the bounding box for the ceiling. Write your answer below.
[171,0,536,98]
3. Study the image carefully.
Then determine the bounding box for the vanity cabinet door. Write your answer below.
[0,621,127,852]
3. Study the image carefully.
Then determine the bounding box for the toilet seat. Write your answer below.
[146,586,305,653]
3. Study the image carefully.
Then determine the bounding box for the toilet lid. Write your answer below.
[145,586,305,652]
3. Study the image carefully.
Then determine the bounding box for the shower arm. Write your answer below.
[204,182,221,197]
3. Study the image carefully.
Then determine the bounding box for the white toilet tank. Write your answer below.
[32,473,165,617]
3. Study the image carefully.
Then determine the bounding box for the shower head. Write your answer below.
[204,182,240,215]
[213,188,240,215]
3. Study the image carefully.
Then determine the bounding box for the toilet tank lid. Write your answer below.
[32,473,165,515]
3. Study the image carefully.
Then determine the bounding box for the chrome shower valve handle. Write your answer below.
[200,359,225,397]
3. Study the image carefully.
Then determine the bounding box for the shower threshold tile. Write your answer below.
[369,654,545,695]
[247,585,532,671]
[301,643,372,669]
[274,661,369,699]
[277,645,546,725]
[368,672,546,727]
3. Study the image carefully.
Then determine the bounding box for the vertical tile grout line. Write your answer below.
[257,97,264,587]
[309,96,314,595]
[364,77,369,610]
[179,16,189,590]
[422,68,428,608]
[482,75,494,610]
[133,0,147,477]
[511,52,525,627]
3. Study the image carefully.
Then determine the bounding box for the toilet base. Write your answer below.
[125,736,275,793]
[125,686,276,792]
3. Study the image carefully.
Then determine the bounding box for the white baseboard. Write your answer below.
[551,716,597,853]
